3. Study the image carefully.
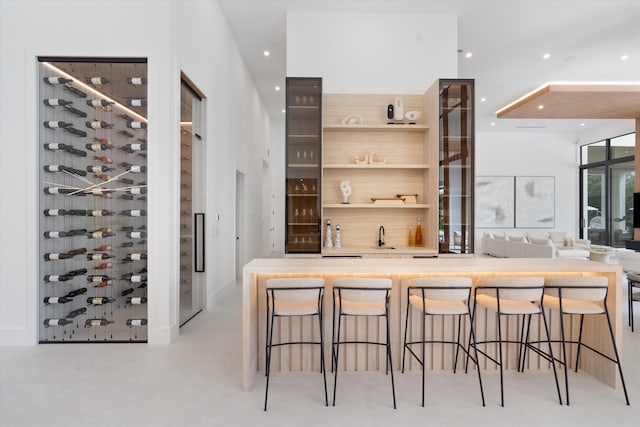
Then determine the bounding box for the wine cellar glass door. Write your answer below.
[285,78,322,254]
[179,77,205,326]
[38,57,148,342]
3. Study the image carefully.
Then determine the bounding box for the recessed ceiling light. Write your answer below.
[543,53,551,59]
[465,52,472,58]
[282,109,286,113]
[263,51,270,57]
[621,55,629,60]
[490,122,496,126]
[480,97,486,102]
[580,123,585,127]
[537,105,544,110]
[275,86,280,91]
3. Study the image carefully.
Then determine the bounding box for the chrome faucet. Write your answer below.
[378,225,385,247]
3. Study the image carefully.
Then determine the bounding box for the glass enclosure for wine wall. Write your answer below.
[38,58,148,342]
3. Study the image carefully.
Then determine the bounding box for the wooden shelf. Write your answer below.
[287,163,320,168]
[323,203,431,209]
[323,124,428,132]
[323,163,430,169]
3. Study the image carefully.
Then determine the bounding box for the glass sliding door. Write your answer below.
[580,133,635,248]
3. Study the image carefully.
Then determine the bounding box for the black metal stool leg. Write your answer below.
[264,309,276,411]
[574,314,585,372]
[332,310,342,406]
[497,312,504,407]
[604,308,630,405]
[468,310,486,406]
[453,314,462,373]
[421,311,426,406]
[386,311,397,409]
[558,307,570,405]
[541,308,563,405]
[402,290,411,373]
[318,309,328,406]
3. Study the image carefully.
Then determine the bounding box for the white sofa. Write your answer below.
[482,232,590,259]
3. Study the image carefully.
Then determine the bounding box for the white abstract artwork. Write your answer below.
[476,176,514,228]
[515,176,555,228]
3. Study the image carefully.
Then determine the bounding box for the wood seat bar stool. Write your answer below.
[540,276,630,405]
[627,272,640,332]
[469,277,563,407]
[331,277,396,409]
[401,277,485,407]
[264,277,328,411]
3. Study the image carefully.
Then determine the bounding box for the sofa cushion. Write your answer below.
[529,235,552,246]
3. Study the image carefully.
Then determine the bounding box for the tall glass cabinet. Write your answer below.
[438,79,474,254]
[285,78,322,254]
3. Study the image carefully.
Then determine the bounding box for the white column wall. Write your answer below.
[0,0,272,344]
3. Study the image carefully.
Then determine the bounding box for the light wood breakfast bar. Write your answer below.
[242,257,623,392]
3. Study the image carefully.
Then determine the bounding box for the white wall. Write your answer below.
[0,0,271,344]
[475,131,579,248]
[287,12,458,93]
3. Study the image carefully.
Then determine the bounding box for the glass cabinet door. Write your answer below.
[285,78,322,254]
[439,79,474,254]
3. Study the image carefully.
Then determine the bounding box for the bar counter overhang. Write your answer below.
[242,257,623,392]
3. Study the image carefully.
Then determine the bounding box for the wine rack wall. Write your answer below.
[38,58,148,342]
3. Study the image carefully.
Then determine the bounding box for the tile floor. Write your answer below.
[1,278,639,427]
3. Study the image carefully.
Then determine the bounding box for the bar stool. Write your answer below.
[627,272,640,332]
[402,277,485,407]
[331,277,396,409]
[264,277,328,411]
[470,277,562,406]
[542,276,630,405]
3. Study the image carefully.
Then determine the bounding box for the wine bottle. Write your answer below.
[44,274,72,282]
[126,319,147,327]
[43,209,67,216]
[86,99,114,108]
[64,287,88,298]
[43,252,72,261]
[121,226,134,232]
[122,253,147,261]
[120,194,134,201]
[126,121,147,129]
[86,165,115,174]
[86,253,115,261]
[120,178,134,185]
[63,105,88,118]
[66,307,87,318]
[43,187,82,196]
[87,209,115,217]
[85,143,113,152]
[86,188,113,198]
[126,231,147,239]
[126,187,146,195]
[43,98,73,107]
[120,288,135,296]
[43,76,72,85]
[137,282,148,289]
[43,165,86,176]
[85,318,114,327]
[120,143,147,153]
[120,241,134,248]
[130,165,146,173]
[63,85,87,98]
[86,297,115,305]
[87,275,110,283]
[67,268,88,276]
[93,155,113,164]
[121,273,146,282]
[126,297,147,305]
[44,143,73,151]
[119,130,134,138]
[94,245,112,251]
[86,77,113,85]
[43,318,73,327]
[95,262,113,269]
[127,77,147,85]
[43,296,72,304]
[126,99,147,107]
[43,230,67,238]
[64,126,88,138]
[95,280,113,288]
[43,121,72,129]
[120,209,146,217]
[67,228,88,237]
[85,120,114,129]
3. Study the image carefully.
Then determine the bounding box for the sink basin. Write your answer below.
[372,246,396,250]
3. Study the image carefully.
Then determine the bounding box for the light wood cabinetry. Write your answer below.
[321,93,439,255]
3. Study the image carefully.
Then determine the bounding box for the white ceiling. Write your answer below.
[218,0,640,134]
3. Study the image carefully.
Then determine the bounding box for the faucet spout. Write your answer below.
[378,225,385,247]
